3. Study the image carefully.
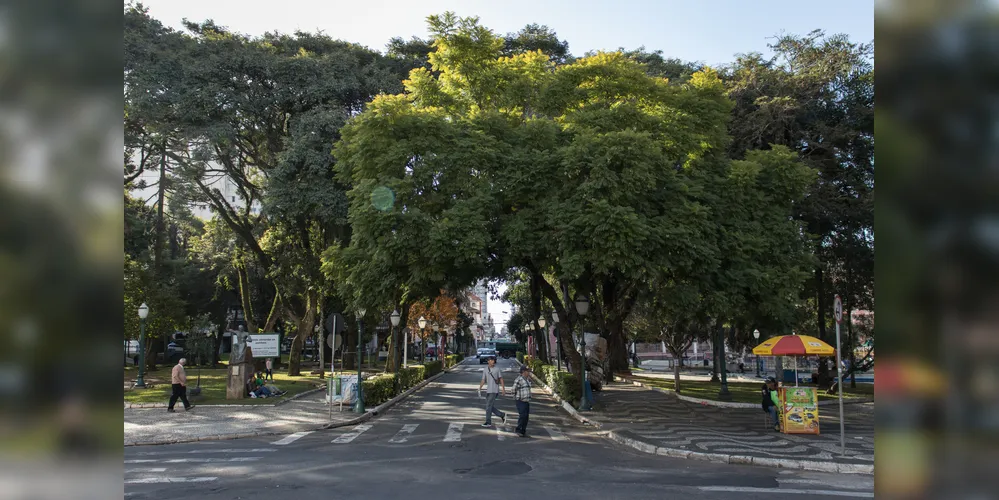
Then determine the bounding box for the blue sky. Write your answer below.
[141,0,873,66]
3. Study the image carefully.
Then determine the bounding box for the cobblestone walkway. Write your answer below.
[588,382,874,467]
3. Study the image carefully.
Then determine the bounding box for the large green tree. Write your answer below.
[723,30,874,384]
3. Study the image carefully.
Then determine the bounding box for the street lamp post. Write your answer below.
[391,310,401,370]
[136,303,149,388]
[538,316,547,364]
[355,307,366,413]
[418,316,427,365]
[753,329,761,377]
[575,295,592,411]
[552,311,561,371]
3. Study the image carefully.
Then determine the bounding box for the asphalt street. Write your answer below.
[123,357,873,499]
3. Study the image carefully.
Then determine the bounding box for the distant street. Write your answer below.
[124,358,873,500]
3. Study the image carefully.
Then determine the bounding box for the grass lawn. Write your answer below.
[630,375,874,404]
[124,367,324,405]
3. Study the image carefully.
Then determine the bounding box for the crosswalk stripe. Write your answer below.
[125,468,166,474]
[389,424,419,443]
[272,432,312,445]
[332,424,372,444]
[130,448,276,456]
[125,457,262,464]
[496,423,509,441]
[125,477,218,484]
[443,423,463,442]
[544,424,567,441]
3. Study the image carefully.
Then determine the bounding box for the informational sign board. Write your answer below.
[233,333,279,358]
[780,387,820,434]
[327,375,357,404]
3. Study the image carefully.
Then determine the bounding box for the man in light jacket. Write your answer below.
[167,358,194,412]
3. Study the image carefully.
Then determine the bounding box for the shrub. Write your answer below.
[530,361,581,404]
[423,360,443,378]
[516,352,525,363]
[444,354,461,369]
[362,373,397,406]
[397,366,425,391]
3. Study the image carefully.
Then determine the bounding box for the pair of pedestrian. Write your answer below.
[478,357,532,437]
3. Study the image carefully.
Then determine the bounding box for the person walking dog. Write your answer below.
[512,365,532,437]
[167,358,194,412]
[478,356,507,427]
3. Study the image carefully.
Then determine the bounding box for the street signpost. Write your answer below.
[833,294,845,455]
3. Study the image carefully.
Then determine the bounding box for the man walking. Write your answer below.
[167,358,194,412]
[478,356,506,427]
[265,357,274,381]
[512,365,532,437]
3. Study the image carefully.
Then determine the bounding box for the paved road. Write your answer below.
[124,358,873,499]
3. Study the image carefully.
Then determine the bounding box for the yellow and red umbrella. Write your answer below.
[752,335,835,356]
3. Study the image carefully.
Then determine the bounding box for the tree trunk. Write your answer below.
[607,317,630,379]
[261,289,282,333]
[710,335,720,382]
[673,355,681,392]
[286,291,317,376]
[236,265,257,334]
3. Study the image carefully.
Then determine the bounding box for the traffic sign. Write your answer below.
[833,294,843,324]
[327,333,341,349]
[325,312,346,334]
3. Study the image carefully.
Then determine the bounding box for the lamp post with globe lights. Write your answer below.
[552,311,561,370]
[136,303,149,388]
[391,310,401,370]
[575,295,592,411]
[355,307,366,413]
[418,316,427,364]
[538,316,547,363]
[753,329,761,377]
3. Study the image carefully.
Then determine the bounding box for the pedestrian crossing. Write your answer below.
[125,421,574,488]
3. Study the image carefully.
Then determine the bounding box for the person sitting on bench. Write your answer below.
[762,377,781,432]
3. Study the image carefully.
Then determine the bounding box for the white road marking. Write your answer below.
[272,432,312,445]
[125,457,262,464]
[496,422,508,441]
[130,448,277,456]
[543,424,567,441]
[389,424,419,443]
[125,477,218,484]
[444,422,463,442]
[698,486,873,498]
[332,424,372,444]
[125,468,166,474]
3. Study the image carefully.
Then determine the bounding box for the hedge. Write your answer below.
[516,352,525,363]
[444,354,461,369]
[397,365,425,391]
[526,357,581,405]
[423,360,443,378]
[361,374,397,406]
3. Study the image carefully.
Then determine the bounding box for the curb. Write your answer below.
[605,429,873,475]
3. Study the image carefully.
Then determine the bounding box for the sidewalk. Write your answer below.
[124,390,360,446]
[583,382,874,474]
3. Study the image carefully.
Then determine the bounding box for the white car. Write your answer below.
[476,348,497,364]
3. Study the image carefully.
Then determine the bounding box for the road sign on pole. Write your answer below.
[833,294,845,455]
